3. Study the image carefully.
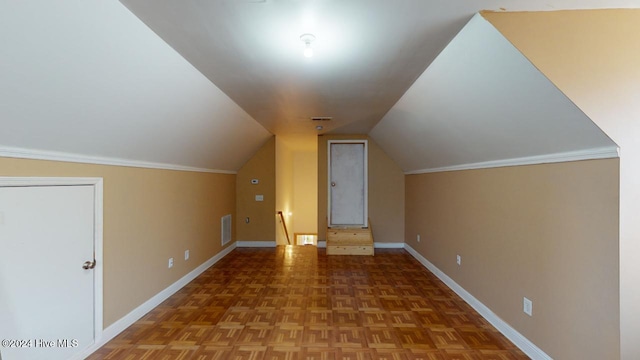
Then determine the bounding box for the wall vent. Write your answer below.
[221,214,232,246]
[311,117,332,121]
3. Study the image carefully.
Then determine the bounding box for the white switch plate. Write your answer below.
[168,257,174,268]
[184,250,189,261]
[417,234,420,242]
[523,297,533,316]
[255,194,264,201]
[456,255,461,266]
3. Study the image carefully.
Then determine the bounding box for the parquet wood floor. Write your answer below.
[89,246,529,360]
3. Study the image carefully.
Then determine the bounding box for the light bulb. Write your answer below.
[303,45,313,58]
[300,34,316,58]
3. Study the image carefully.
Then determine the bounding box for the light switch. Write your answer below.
[255,195,264,201]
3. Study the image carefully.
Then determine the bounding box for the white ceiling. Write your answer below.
[0,0,270,172]
[119,0,640,137]
[1,1,635,172]
[370,14,617,173]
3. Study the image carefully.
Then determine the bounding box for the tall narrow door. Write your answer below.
[0,185,95,360]
[329,141,367,227]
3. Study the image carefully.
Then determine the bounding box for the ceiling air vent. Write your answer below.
[311,117,332,121]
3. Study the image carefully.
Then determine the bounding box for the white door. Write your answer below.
[329,141,367,227]
[0,185,96,360]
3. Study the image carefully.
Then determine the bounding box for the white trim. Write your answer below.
[236,241,277,248]
[0,145,236,174]
[405,146,619,175]
[404,244,553,360]
[374,242,404,249]
[328,140,368,227]
[0,177,104,360]
[79,243,237,359]
[317,241,403,249]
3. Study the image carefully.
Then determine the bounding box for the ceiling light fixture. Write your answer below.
[300,33,315,58]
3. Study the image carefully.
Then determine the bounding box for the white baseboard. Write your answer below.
[317,241,403,249]
[374,242,404,248]
[403,244,552,360]
[79,243,237,359]
[236,241,277,247]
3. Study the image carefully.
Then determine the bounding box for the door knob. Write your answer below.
[82,260,96,270]
[331,182,336,187]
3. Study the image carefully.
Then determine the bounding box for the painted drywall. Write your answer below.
[292,149,318,236]
[483,10,639,358]
[236,137,276,242]
[318,135,404,243]
[370,14,616,173]
[0,157,235,328]
[276,138,295,245]
[0,0,270,172]
[405,159,619,359]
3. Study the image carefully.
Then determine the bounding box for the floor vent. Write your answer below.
[221,214,232,246]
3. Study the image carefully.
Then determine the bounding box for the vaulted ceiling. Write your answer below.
[1,1,633,172]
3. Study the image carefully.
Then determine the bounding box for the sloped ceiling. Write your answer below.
[119,0,640,138]
[369,14,617,173]
[0,1,633,173]
[0,0,271,172]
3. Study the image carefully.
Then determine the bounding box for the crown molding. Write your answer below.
[405,147,619,175]
[0,146,236,174]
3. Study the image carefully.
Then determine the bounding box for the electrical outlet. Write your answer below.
[523,297,533,316]
[184,250,190,261]
[456,255,461,266]
[417,234,420,242]
[168,257,174,268]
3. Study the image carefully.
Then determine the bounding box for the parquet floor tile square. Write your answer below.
[302,325,333,347]
[156,345,199,360]
[427,328,467,350]
[202,325,243,346]
[277,310,306,326]
[397,328,438,350]
[337,347,375,360]
[374,348,410,360]
[236,326,274,346]
[306,310,333,326]
[361,311,392,327]
[404,349,446,360]
[364,328,402,349]
[91,247,529,359]
[170,324,213,346]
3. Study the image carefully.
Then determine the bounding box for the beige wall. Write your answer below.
[405,159,619,359]
[236,137,276,242]
[276,137,294,245]
[483,10,639,358]
[0,156,235,328]
[292,149,318,236]
[318,134,404,243]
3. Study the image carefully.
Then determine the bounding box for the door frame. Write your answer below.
[327,140,368,228]
[0,177,104,358]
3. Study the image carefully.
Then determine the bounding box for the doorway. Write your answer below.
[0,177,103,360]
[328,140,368,228]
